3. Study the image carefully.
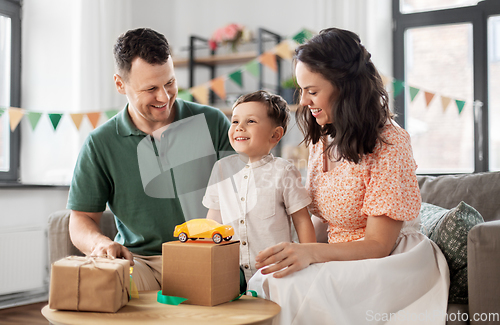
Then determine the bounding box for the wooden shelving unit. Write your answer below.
[173,51,258,68]
[185,28,283,104]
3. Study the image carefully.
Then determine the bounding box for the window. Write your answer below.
[0,0,20,182]
[400,0,481,14]
[393,0,500,173]
[489,15,500,170]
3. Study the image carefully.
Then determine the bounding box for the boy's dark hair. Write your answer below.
[113,28,171,80]
[233,90,290,135]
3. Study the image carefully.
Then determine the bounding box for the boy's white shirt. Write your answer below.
[202,153,311,282]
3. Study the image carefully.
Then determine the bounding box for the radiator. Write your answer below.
[0,228,46,296]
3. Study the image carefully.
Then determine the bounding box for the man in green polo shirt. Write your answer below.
[67,28,233,290]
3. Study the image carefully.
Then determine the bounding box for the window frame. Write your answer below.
[393,0,500,173]
[0,0,21,182]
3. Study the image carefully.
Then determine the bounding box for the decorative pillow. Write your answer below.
[419,201,484,304]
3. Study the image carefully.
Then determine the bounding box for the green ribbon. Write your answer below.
[156,289,257,305]
[156,291,188,305]
[230,290,258,302]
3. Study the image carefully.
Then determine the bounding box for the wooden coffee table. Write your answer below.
[41,291,280,325]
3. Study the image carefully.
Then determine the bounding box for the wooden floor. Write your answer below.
[0,301,49,325]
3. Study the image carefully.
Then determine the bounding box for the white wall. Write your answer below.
[128,0,393,89]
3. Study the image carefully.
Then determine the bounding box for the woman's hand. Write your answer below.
[254,215,403,279]
[255,242,316,278]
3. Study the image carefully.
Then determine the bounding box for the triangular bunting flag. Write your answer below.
[9,107,24,132]
[190,85,209,105]
[409,87,420,102]
[70,113,84,130]
[456,100,466,114]
[274,40,293,60]
[48,113,63,131]
[392,79,405,97]
[244,60,260,78]
[210,77,226,101]
[441,96,452,112]
[177,90,192,101]
[0,108,5,117]
[381,74,391,87]
[87,112,101,129]
[105,110,119,119]
[228,70,243,88]
[259,52,277,72]
[292,29,314,44]
[424,91,435,107]
[27,112,42,131]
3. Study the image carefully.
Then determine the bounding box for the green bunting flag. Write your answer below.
[409,86,420,102]
[228,70,243,88]
[177,90,192,101]
[48,113,63,131]
[0,108,5,118]
[27,112,42,130]
[105,110,119,119]
[392,79,405,97]
[456,100,466,114]
[244,60,260,78]
[292,29,314,44]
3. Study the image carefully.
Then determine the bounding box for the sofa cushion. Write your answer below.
[420,201,484,304]
[418,171,500,222]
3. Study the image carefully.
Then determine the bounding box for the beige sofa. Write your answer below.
[47,172,500,324]
[417,171,500,325]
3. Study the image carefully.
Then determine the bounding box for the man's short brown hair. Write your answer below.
[113,28,171,80]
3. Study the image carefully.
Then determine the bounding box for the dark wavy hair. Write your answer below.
[113,28,171,80]
[233,90,290,135]
[295,28,393,164]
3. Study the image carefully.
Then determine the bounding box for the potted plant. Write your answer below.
[280,76,299,105]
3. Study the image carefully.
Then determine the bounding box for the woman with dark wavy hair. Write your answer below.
[248,28,449,324]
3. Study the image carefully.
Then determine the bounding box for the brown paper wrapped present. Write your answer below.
[49,256,130,312]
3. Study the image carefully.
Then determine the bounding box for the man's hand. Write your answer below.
[90,239,135,265]
[69,210,134,265]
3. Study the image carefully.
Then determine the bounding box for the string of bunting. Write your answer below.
[0,28,467,133]
[179,30,309,106]
[0,107,121,132]
[382,76,467,115]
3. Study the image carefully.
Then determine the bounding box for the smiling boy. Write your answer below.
[202,90,316,284]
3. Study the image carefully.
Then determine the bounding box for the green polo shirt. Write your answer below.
[67,99,233,255]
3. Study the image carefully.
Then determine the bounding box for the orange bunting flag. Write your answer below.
[190,85,209,106]
[424,91,435,107]
[274,40,293,60]
[87,112,101,129]
[259,52,277,72]
[8,107,24,132]
[381,74,391,87]
[70,113,84,130]
[210,77,226,101]
[441,96,452,112]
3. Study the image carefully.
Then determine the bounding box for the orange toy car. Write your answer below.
[173,219,234,244]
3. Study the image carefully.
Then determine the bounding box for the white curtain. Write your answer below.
[314,0,393,75]
[20,0,132,184]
